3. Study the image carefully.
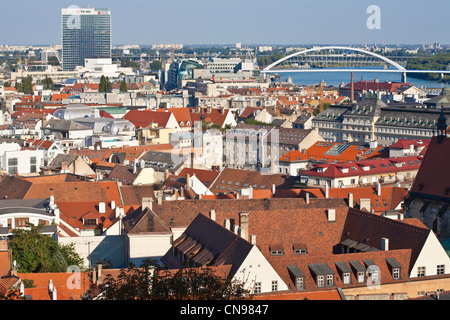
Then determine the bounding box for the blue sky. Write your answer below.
[1,0,449,46]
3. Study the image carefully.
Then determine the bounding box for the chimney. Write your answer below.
[239,212,249,241]
[52,288,57,300]
[97,264,103,285]
[360,198,371,212]
[141,197,153,211]
[210,209,216,221]
[49,195,55,209]
[157,192,163,205]
[348,192,354,208]
[98,202,106,214]
[325,184,329,198]
[224,219,231,230]
[398,213,404,221]
[54,207,60,225]
[272,184,276,196]
[305,192,310,204]
[48,279,54,293]
[165,169,171,180]
[61,161,69,173]
[186,174,191,190]
[327,209,336,222]
[110,200,116,210]
[133,161,137,174]
[377,182,381,197]
[249,187,253,199]
[250,234,256,245]
[19,282,24,296]
[381,238,389,251]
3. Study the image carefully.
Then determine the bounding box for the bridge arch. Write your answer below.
[262,46,406,72]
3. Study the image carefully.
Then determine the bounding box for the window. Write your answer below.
[294,248,307,255]
[393,268,400,280]
[30,156,37,173]
[15,218,29,227]
[271,281,278,292]
[317,275,324,287]
[343,272,351,285]
[83,218,97,227]
[417,266,426,277]
[357,271,365,283]
[8,157,18,174]
[254,282,261,294]
[437,265,445,275]
[296,277,304,290]
[270,249,284,256]
[370,269,379,282]
[326,274,334,286]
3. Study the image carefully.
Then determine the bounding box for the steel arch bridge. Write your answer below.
[261,46,450,75]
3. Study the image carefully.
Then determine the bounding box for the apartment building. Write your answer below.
[313,97,449,146]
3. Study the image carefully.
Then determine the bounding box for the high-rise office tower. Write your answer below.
[61,7,111,71]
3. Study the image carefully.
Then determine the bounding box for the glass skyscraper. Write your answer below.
[61,7,111,71]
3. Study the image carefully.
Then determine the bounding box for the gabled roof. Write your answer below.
[160,213,253,278]
[123,110,172,128]
[299,156,422,179]
[155,108,192,127]
[178,168,220,187]
[300,186,409,214]
[18,272,91,300]
[340,208,430,271]
[410,136,450,200]
[189,107,230,127]
[209,168,294,195]
[0,176,121,203]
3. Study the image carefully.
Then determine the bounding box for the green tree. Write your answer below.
[8,224,83,273]
[150,60,162,71]
[18,76,33,94]
[119,79,128,92]
[42,76,54,91]
[86,264,250,300]
[3,81,11,87]
[99,75,112,93]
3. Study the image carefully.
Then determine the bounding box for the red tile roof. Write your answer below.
[18,272,91,300]
[123,110,172,128]
[410,136,450,199]
[279,141,387,163]
[300,186,409,214]
[155,107,192,128]
[189,107,230,127]
[299,156,422,179]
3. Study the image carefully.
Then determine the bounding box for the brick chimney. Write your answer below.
[186,174,191,190]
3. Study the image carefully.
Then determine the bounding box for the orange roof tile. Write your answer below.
[18,272,91,300]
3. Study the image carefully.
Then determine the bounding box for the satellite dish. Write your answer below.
[43,129,51,136]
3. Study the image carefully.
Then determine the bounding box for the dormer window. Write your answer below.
[270,245,284,256]
[83,218,97,227]
[386,257,402,280]
[308,263,335,288]
[293,243,307,255]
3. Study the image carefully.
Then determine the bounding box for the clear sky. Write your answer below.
[1,0,449,46]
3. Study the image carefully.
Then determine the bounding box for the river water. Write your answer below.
[275,71,447,89]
